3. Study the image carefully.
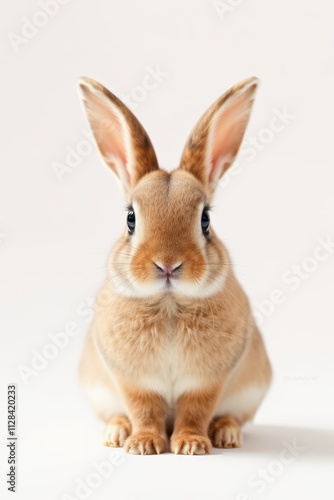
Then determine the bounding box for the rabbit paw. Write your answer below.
[103,415,131,447]
[124,431,167,455]
[170,433,211,455]
[209,416,242,448]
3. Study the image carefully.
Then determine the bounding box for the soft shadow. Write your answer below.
[211,424,334,458]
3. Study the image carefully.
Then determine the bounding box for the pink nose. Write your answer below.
[154,262,183,277]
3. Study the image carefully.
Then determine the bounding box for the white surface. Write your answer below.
[1,0,334,498]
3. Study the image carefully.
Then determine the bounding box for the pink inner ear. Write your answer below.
[82,87,131,186]
[209,86,255,184]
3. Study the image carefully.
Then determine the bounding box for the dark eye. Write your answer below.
[201,209,210,235]
[127,209,135,234]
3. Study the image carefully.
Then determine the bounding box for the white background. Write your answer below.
[1,0,334,498]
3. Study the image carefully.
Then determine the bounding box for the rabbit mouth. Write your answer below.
[164,276,174,288]
[154,264,183,291]
[154,261,183,280]
[157,273,184,293]
[158,275,174,291]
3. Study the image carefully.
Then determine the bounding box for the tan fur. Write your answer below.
[179,77,258,196]
[77,76,272,455]
[208,416,242,448]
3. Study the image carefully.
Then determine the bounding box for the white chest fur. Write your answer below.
[137,339,206,407]
[98,293,229,410]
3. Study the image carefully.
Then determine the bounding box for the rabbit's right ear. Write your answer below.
[77,77,159,197]
[179,77,258,198]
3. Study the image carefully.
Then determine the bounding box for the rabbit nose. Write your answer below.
[154,262,183,277]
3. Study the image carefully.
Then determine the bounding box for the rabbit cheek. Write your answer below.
[183,246,206,283]
[130,246,155,283]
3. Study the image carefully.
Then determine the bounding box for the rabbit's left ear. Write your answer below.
[77,77,159,198]
[179,77,258,196]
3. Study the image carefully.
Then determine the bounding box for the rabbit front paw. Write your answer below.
[124,430,167,455]
[170,433,211,455]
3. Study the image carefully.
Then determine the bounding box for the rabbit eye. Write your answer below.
[201,209,210,235]
[127,209,135,234]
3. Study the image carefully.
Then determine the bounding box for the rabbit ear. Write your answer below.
[179,77,258,196]
[77,77,159,196]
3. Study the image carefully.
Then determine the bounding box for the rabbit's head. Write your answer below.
[78,77,258,299]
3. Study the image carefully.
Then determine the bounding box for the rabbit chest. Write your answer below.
[98,293,238,406]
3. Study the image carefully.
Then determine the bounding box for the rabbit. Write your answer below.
[77,76,272,455]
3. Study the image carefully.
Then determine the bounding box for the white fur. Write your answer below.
[84,385,126,420]
[214,385,267,421]
[171,268,227,298]
[110,267,227,300]
[103,422,129,446]
[135,341,206,407]
[86,338,207,421]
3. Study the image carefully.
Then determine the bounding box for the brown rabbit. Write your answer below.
[77,76,272,455]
